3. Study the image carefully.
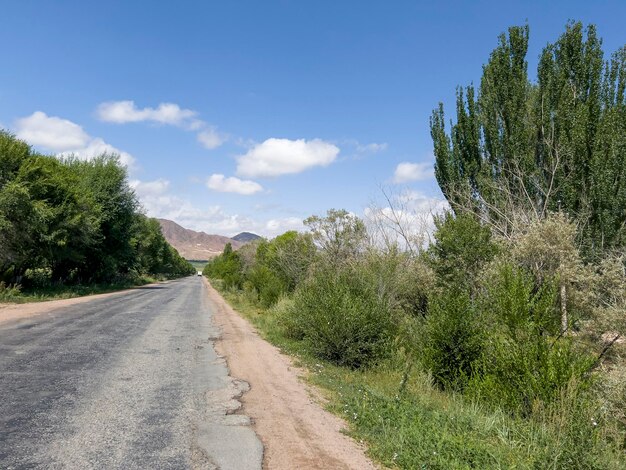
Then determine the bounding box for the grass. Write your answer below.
[0,276,158,304]
[211,280,626,469]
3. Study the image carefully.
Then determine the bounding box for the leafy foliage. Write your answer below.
[203,243,244,290]
[202,22,626,466]
[291,258,397,368]
[304,209,367,262]
[469,263,594,414]
[427,212,499,291]
[431,22,626,255]
[419,291,484,390]
[0,131,194,287]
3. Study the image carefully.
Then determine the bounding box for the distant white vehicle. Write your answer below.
[197,271,202,276]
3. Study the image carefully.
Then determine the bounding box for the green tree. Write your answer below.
[0,131,193,285]
[256,231,316,292]
[427,212,499,292]
[431,22,626,255]
[70,155,138,281]
[304,209,366,262]
[203,243,244,289]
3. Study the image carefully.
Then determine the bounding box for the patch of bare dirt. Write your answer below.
[204,279,378,470]
[0,288,146,326]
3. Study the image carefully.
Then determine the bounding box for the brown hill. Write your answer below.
[158,218,244,260]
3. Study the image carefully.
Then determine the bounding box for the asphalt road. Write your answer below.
[0,276,263,470]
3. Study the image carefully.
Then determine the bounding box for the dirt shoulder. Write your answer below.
[204,278,378,470]
[0,285,158,326]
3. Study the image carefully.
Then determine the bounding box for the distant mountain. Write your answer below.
[232,232,262,243]
[157,219,244,261]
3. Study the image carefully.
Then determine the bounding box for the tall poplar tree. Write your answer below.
[431,22,626,255]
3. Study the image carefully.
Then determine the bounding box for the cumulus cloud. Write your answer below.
[197,127,225,149]
[206,174,263,195]
[392,161,434,183]
[96,100,226,150]
[236,138,339,178]
[129,178,170,197]
[96,100,197,126]
[14,111,90,151]
[264,217,305,234]
[396,190,449,213]
[14,111,136,168]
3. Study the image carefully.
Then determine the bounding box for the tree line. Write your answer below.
[0,130,195,291]
[204,22,626,467]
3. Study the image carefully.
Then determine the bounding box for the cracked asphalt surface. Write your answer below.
[0,277,262,469]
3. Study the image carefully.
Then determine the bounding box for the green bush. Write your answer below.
[291,260,396,368]
[247,264,285,307]
[203,243,244,289]
[266,296,303,340]
[24,267,53,288]
[428,212,499,291]
[468,264,594,415]
[419,291,485,390]
[529,379,622,469]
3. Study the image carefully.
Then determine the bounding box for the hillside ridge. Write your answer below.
[158,218,245,260]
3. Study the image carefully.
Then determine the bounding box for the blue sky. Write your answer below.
[2,1,625,236]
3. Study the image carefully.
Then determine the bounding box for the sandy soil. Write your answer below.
[204,279,378,470]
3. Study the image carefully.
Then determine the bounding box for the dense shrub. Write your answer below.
[203,243,244,289]
[23,267,53,288]
[247,264,285,307]
[427,212,499,291]
[255,231,316,293]
[468,264,594,414]
[0,281,21,301]
[419,291,485,390]
[266,296,303,340]
[291,260,397,368]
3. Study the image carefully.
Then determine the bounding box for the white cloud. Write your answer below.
[129,178,170,197]
[264,217,304,234]
[357,142,388,153]
[96,100,226,150]
[206,174,263,195]
[197,127,224,149]
[396,190,449,213]
[96,100,197,126]
[392,162,434,183]
[14,111,136,168]
[14,111,90,151]
[236,138,340,178]
[365,190,448,250]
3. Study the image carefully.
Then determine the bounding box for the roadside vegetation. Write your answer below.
[0,131,195,302]
[205,21,626,469]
